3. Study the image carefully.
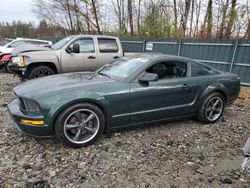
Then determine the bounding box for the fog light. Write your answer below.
[21,119,44,125]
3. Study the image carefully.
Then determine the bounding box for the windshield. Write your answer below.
[7,40,24,48]
[51,36,74,50]
[97,58,149,80]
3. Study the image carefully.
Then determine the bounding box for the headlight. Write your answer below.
[20,98,41,115]
[12,56,25,67]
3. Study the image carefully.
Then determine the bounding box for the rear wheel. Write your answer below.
[197,92,225,123]
[28,65,55,79]
[55,103,105,148]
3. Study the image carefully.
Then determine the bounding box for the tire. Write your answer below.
[197,92,225,124]
[4,61,12,73]
[55,103,105,148]
[28,65,55,79]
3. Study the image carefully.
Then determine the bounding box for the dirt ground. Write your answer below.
[239,87,250,102]
[0,71,250,188]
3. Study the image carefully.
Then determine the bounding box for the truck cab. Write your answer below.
[10,35,124,79]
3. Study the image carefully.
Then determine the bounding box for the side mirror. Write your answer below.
[72,43,80,53]
[66,47,72,53]
[138,72,158,82]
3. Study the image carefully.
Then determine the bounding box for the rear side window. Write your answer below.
[191,63,217,77]
[98,38,118,53]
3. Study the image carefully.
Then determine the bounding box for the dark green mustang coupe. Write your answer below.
[8,55,240,147]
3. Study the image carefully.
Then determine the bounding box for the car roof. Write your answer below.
[67,35,120,39]
[14,38,52,43]
[122,54,221,74]
[122,54,195,63]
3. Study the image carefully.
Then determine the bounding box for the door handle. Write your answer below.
[113,56,120,59]
[88,56,96,59]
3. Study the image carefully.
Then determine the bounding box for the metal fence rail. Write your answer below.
[121,39,250,86]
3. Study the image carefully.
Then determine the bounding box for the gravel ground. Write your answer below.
[0,71,250,188]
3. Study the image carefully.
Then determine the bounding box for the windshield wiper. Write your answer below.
[98,72,111,78]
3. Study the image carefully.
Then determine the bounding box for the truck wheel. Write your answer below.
[197,92,225,124]
[28,65,55,79]
[55,103,105,148]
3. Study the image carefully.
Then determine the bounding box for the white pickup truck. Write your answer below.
[10,35,124,79]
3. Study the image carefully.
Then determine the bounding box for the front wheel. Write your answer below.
[197,92,225,123]
[4,61,12,73]
[28,65,55,79]
[55,103,105,148]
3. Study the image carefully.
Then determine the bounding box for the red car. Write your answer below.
[0,53,12,72]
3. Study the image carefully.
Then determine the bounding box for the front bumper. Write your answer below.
[0,61,6,68]
[7,62,20,72]
[7,98,52,137]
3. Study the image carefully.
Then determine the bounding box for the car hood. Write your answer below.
[14,72,116,99]
[12,44,51,56]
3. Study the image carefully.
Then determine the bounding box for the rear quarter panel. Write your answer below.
[193,73,240,110]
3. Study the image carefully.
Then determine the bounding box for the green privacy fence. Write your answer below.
[121,39,250,86]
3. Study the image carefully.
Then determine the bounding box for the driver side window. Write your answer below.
[146,61,187,80]
[70,38,95,53]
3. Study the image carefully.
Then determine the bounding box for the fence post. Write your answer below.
[229,40,238,72]
[142,37,147,52]
[177,39,182,56]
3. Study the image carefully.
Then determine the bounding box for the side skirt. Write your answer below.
[108,113,197,132]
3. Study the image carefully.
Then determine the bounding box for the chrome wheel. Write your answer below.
[63,109,100,144]
[205,97,223,121]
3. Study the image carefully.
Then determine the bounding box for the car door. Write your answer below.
[81,38,99,71]
[96,38,123,68]
[61,37,98,73]
[129,60,199,124]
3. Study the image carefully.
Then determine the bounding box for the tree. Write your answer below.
[246,19,250,39]
[225,0,237,38]
[218,0,229,38]
[127,0,134,34]
[89,0,101,34]
[180,0,192,37]
[201,0,213,38]
[189,0,195,38]
[136,0,142,34]
[7,0,246,39]
[173,0,178,37]
[112,0,127,35]
[194,0,202,38]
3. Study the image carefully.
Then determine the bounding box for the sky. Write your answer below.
[0,0,39,24]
